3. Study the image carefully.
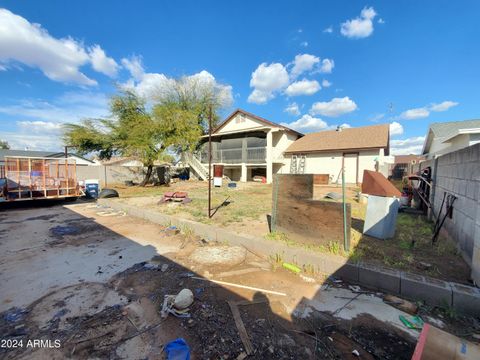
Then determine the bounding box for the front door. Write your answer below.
[343,153,358,184]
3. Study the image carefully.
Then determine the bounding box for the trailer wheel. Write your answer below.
[98,189,119,198]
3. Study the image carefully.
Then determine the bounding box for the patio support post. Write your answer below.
[266,130,273,184]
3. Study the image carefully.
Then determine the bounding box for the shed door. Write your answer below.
[343,153,358,184]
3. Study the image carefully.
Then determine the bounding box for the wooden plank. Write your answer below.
[313,174,329,185]
[228,301,254,355]
[42,159,47,197]
[217,268,264,278]
[273,174,351,248]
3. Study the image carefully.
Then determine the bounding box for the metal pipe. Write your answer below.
[342,163,349,252]
[208,105,212,218]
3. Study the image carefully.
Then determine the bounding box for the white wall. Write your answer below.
[217,113,268,134]
[280,149,381,184]
[428,133,480,159]
[272,132,299,160]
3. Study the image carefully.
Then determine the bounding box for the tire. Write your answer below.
[98,189,119,198]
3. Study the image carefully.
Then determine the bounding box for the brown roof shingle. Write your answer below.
[285,124,390,154]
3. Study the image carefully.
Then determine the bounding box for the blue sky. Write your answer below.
[0,1,479,154]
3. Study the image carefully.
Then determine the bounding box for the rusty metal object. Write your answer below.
[361,170,401,197]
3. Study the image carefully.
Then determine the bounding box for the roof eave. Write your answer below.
[284,146,386,154]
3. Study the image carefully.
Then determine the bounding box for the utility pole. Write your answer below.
[342,164,349,252]
[208,105,212,218]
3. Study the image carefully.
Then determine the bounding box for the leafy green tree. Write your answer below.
[152,74,232,152]
[0,140,10,149]
[64,76,231,186]
[64,90,165,186]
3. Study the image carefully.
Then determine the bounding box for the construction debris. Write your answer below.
[282,262,301,274]
[174,289,194,310]
[161,289,194,319]
[158,191,192,204]
[164,338,190,360]
[228,301,254,355]
[383,294,418,315]
[412,324,480,360]
[191,277,287,296]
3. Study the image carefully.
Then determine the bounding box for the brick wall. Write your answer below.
[431,143,480,284]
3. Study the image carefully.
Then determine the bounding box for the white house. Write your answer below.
[0,149,95,167]
[284,124,391,184]
[422,119,480,159]
[187,109,303,183]
[186,109,391,185]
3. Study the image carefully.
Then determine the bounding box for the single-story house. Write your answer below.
[283,124,391,184]
[422,119,480,159]
[0,149,95,167]
[389,154,425,179]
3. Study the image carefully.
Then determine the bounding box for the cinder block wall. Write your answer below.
[431,143,480,283]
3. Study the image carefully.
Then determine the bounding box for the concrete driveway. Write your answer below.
[0,201,181,313]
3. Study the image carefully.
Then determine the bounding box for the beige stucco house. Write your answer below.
[187,109,302,183]
[186,110,392,185]
[283,124,391,184]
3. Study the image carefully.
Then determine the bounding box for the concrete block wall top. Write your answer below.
[451,283,480,316]
[358,263,401,294]
[400,272,453,307]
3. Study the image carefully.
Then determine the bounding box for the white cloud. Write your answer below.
[323,26,333,33]
[340,7,377,39]
[370,113,385,122]
[389,121,404,136]
[121,56,233,106]
[319,59,335,73]
[0,8,118,85]
[248,54,334,104]
[430,101,458,112]
[290,54,320,78]
[89,45,119,77]
[17,120,63,132]
[378,18,385,24]
[285,79,320,96]
[0,91,109,123]
[281,114,328,132]
[322,79,332,88]
[399,100,459,120]
[0,91,109,151]
[247,62,289,104]
[390,136,425,155]
[284,103,301,116]
[121,56,145,81]
[310,96,358,117]
[0,131,63,151]
[300,41,309,47]
[399,107,430,120]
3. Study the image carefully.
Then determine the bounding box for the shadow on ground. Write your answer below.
[0,199,422,359]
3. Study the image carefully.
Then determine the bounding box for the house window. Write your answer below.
[236,114,246,123]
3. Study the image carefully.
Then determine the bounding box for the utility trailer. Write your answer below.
[0,156,80,202]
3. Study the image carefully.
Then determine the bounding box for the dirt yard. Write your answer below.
[111,180,471,284]
[2,200,477,359]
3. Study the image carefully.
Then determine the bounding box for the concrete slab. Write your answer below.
[293,286,419,340]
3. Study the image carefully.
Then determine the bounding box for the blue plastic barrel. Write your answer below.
[85,179,100,199]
